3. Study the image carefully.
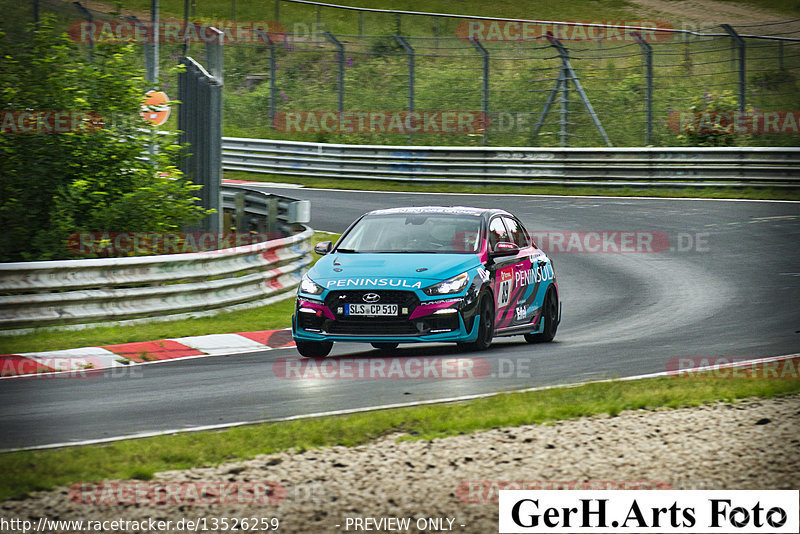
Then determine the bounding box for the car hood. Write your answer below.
[309,253,482,290]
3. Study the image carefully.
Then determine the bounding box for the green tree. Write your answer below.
[0,18,209,262]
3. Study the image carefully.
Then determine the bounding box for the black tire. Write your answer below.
[525,288,558,343]
[459,293,494,352]
[296,340,333,358]
[371,342,399,351]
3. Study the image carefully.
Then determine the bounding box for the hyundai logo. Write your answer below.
[362,293,381,303]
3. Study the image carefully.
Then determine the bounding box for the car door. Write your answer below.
[488,215,534,331]
[501,215,551,331]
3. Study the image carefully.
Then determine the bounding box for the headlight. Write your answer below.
[300,274,325,295]
[423,272,470,296]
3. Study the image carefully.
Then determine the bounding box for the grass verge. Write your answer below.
[225,171,800,201]
[0,232,338,355]
[1,375,798,501]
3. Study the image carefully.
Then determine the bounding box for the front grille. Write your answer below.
[320,315,460,337]
[325,319,420,336]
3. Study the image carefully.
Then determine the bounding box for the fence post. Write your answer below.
[545,33,612,147]
[274,0,280,24]
[254,28,277,127]
[72,2,94,62]
[269,37,277,127]
[394,35,415,144]
[469,37,489,146]
[151,0,159,82]
[324,32,345,115]
[632,32,653,146]
[128,17,152,85]
[721,24,746,113]
[560,61,569,147]
[183,0,189,56]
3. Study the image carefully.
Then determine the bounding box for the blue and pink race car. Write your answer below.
[292,206,560,357]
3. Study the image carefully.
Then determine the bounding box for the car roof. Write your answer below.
[365,206,511,218]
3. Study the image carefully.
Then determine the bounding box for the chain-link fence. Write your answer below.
[27,0,800,147]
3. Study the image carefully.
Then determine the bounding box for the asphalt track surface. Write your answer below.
[2,187,799,449]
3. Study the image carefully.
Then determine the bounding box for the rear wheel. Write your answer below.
[459,293,494,352]
[296,340,333,358]
[525,288,558,343]
[371,342,399,352]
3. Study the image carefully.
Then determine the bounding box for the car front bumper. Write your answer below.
[291,292,481,344]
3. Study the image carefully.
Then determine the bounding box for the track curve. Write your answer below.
[1,188,798,449]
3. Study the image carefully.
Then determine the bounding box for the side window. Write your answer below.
[488,217,509,250]
[502,216,529,248]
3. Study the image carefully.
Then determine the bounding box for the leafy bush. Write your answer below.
[0,19,209,261]
[675,91,746,147]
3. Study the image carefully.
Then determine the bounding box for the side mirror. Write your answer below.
[491,241,519,257]
[314,241,333,255]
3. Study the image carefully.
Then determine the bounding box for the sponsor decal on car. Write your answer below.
[497,267,514,308]
[515,264,554,287]
[324,278,423,289]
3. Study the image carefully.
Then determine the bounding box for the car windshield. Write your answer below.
[336,213,482,254]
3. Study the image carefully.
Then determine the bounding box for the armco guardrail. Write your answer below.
[0,186,313,331]
[222,137,800,188]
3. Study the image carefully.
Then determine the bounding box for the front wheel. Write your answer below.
[458,293,494,352]
[296,340,333,358]
[525,288,558,343]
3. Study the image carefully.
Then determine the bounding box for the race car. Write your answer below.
[292,206,560,358]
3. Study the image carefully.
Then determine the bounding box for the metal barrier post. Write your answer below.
[469,37,489,146]
[72,2,94,62]
[267,197,278,236]
[721,24,746,113]
[234,191,246,231]
[547,33,612,147]
[254,28,277,126]
[182,0,189,56]
[269,37,277,126]
[632,32,653,146]
[394,35,415,145]
[324,32,345,115]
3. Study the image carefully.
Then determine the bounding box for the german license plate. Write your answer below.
[345,304,398,316]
